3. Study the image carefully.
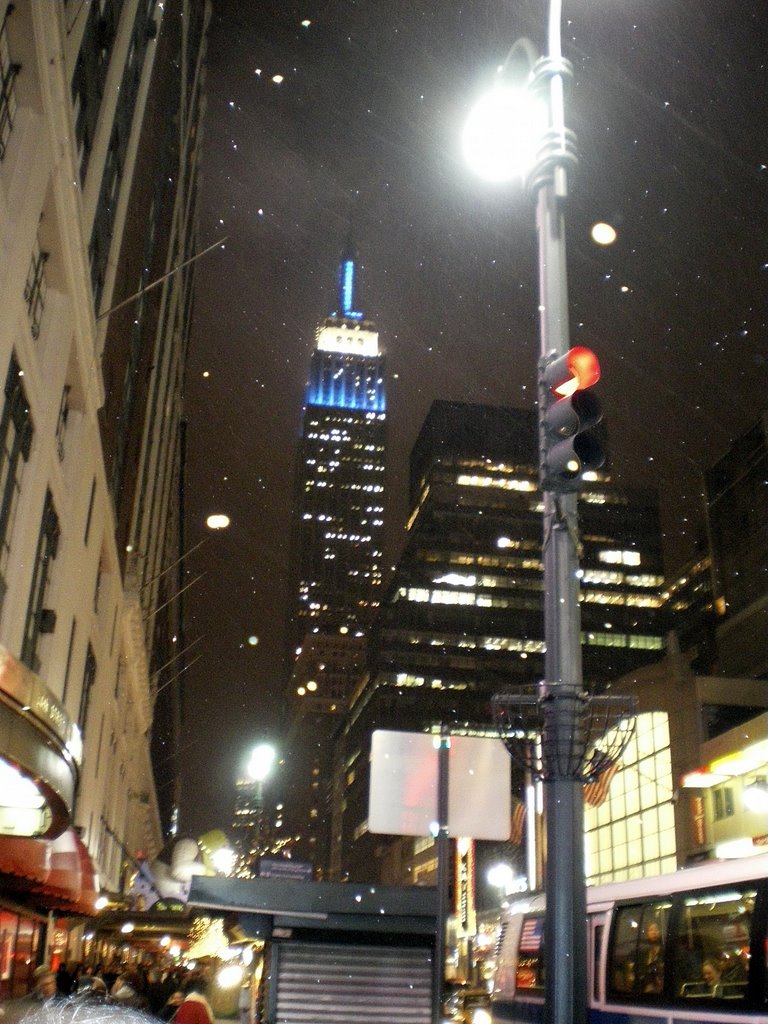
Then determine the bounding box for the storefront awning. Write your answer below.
[0,644,82,837]
[0,828,99,915]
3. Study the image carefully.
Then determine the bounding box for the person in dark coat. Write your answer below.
[158,990,185,1021]
[55,963,74,997]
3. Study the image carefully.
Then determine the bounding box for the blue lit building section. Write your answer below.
[306,354,386,413]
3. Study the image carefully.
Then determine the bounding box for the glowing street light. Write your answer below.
[486,862,516,892]
[206,513,230,530]
[590,221,617,245]
[462,82,545,183]
[247,743,276,784]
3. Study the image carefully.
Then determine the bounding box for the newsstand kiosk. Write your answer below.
[188,874,438,1024]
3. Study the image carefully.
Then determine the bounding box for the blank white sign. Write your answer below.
[368,730,511,840]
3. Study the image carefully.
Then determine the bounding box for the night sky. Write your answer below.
[178,0,768,837]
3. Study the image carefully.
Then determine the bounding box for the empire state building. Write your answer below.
[289,246,386,662]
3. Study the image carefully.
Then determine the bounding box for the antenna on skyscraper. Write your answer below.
[335,206,364,319]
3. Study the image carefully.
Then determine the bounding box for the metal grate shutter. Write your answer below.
[273,941,433,1023]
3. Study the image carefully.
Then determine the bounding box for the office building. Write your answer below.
[659,545,717,674]
[333,400,667,884]
[0,0,209,992]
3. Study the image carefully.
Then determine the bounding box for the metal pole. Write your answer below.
[432,732,450,1024]
[534,0,587,1021]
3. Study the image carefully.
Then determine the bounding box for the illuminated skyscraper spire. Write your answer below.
[306,243,384,412]
[333,241,364,320]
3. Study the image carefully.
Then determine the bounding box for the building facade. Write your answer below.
[333,400,667,884]
[659,546,717,674]
[0,0,209,991]
[705,411,768,678]
[588,645,768,884]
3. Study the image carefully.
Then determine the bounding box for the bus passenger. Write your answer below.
[639,921,664,993]
[701,959,722,993]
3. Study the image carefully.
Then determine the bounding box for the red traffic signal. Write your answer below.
[548,346,601,398]
[539,347,605,493]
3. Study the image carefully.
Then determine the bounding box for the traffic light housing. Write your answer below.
[539,346,605,493]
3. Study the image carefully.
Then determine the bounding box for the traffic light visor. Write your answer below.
[552,347,601,397]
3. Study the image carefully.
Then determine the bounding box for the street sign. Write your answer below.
[368,730,511,839]
[258,857,313,881]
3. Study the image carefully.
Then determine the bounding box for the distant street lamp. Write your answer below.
[210,845,236,875]
[486,862,515,893]
[248,742,276,785]
[206,513,230,530]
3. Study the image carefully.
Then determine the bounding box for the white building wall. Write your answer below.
[0,0,167,894]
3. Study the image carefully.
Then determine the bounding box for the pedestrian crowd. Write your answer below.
[1,960,216,1024]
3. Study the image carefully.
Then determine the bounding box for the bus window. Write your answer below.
[592,923,604,1001]
[608,901,671,998]
[516,915,545,992]
[671,884,755,1003]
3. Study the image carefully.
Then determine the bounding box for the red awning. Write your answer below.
[0,835,50,883]
[0,829,99,915]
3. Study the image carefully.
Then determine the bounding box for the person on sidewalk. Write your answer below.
[174,978,214,1024]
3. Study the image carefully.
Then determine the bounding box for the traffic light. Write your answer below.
[539,346,605,493]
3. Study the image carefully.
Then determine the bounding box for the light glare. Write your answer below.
[217,964,243,989]
[247,742,276,783]
[0,761,45,809]
[463,86,544,183]
[211,846,236,874]
[743,782,768,814]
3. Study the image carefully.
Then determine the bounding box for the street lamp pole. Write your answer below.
[531,1,587,1023]
[463,0,600,1018]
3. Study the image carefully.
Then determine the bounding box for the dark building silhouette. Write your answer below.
[332,400,667,883]
[660,543,717,675]
[705,412,768,678]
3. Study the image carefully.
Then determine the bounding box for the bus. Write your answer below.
[493,855,768,1023]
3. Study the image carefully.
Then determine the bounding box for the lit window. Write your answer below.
[599,549,641,567]
[626,574,665,588]
[582,569,624,586]
[433,573,476,587]
[456,473,535,492]
[431,589,476,606]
